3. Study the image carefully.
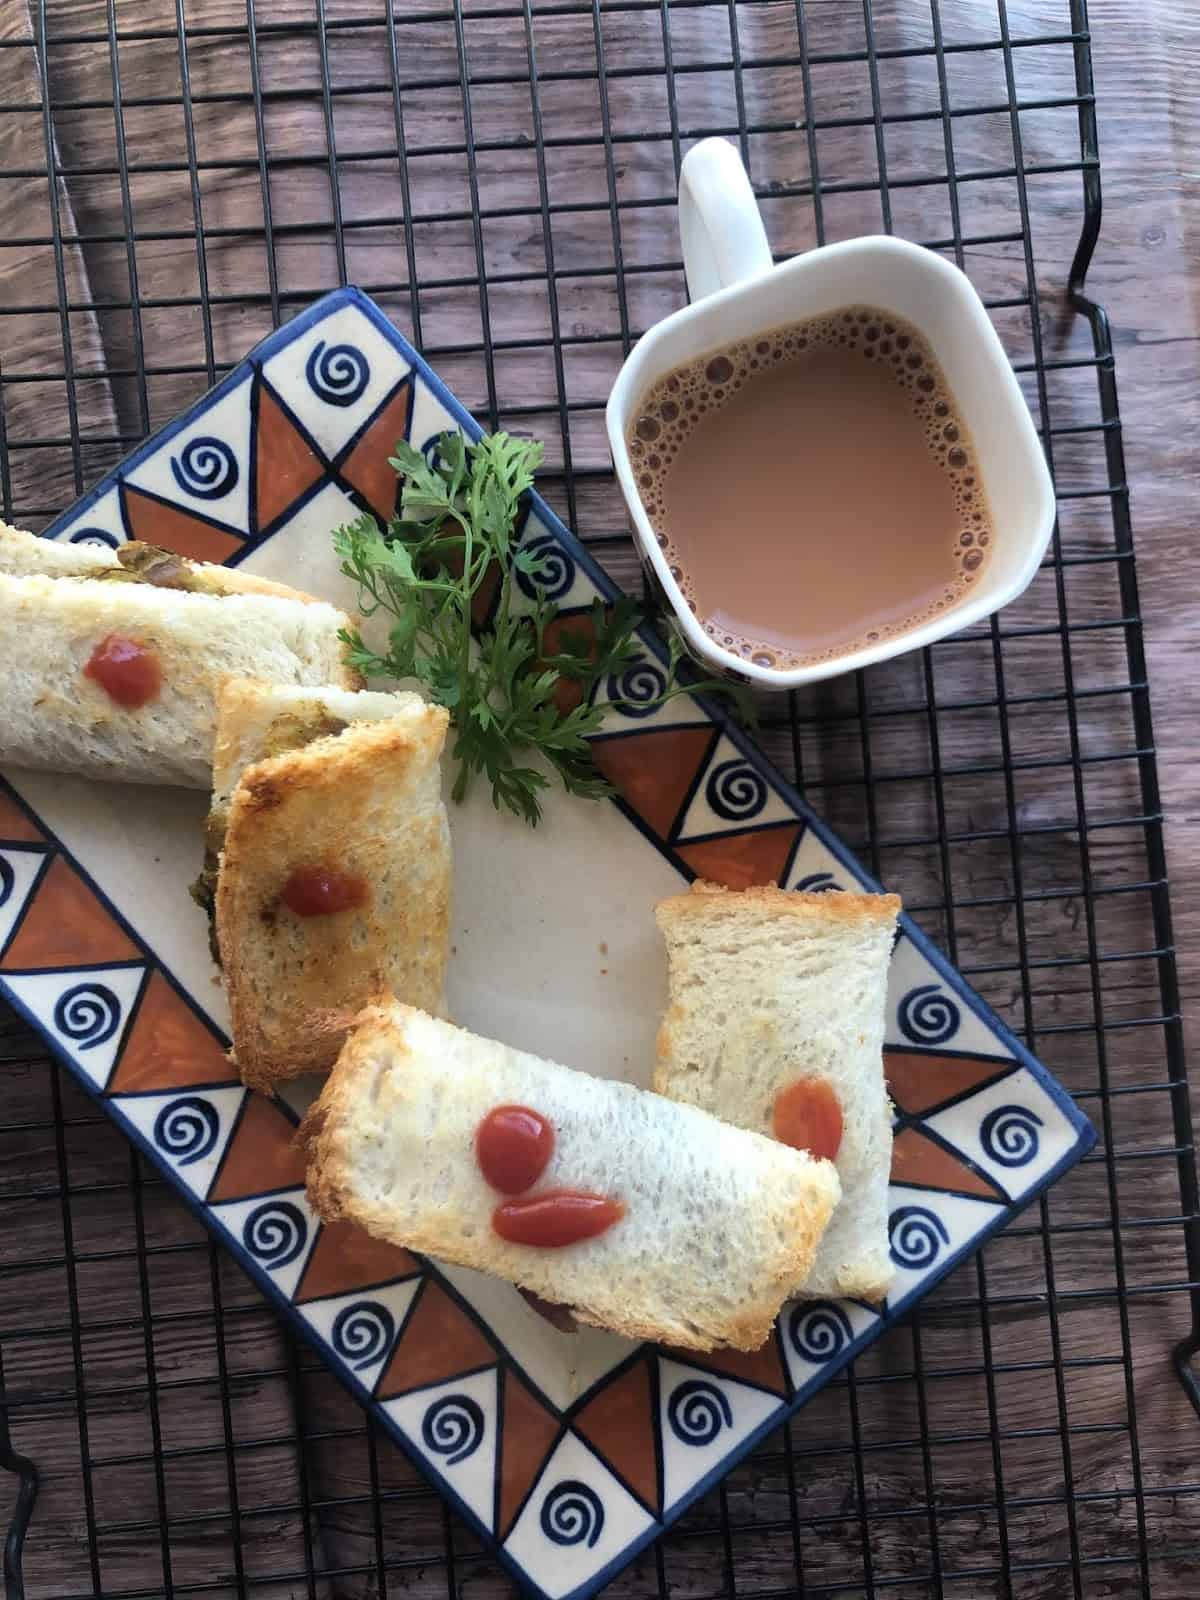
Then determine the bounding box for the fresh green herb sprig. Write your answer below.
[334,429,745,825]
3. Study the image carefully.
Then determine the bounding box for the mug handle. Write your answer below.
[678,138,774,303]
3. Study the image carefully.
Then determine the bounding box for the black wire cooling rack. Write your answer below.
[1,1,1198,1596]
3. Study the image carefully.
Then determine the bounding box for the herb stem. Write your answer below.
[334,428,744,824]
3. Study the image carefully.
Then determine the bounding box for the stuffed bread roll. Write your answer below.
[0,524,360,788]
[303,1001,841,1353]
[209,681,451,1090]
[0,519,327,602]
[655,882,900,1303]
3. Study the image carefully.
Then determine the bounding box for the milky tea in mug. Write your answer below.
[625,305,994,671]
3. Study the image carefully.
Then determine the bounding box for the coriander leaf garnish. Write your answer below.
[334,428,747,825]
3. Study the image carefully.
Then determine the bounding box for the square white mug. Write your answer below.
[605,138,1056,690]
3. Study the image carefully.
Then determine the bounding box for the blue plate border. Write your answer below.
[12,285,1097,1600]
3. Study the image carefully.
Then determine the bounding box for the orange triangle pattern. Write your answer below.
[591,726,716,839]
[295,1217,421,1305]
[375,1281,496,1400]
[1,856,141,969]
[107,970,236,1094]
[339,380,413,523]
[436,541,500,627]
[123,486,243,563]
[573,1356,660,1514]
[498,1369,562,1539]
[255,383,326,530]
[207,1093,308,1202]
[676,822,801,891]
[540,611,597,715]
[0,792,47,844]
[886,1050,1014,1117]
[676,1334,788,1397]
[891,1127,1006,1200]
[470,559,501,628]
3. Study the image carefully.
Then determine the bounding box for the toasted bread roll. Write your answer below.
[304,1002,842,1353]
[0,519,329,603]
[215,688,451,1089]
[210,679,421,827]
[0,521,117,578]
[655,882,899,1303]
[0,566,360,788]
[193,680,434,964]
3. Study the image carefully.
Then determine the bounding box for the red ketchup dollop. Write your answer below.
[773,1077,843,1162]
[476,1104,555,1195]
[280,866,369,917]
[83,633,162,708]
[493,1191,625,1248]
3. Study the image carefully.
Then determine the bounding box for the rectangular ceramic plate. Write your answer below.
[1,288,1094,1600]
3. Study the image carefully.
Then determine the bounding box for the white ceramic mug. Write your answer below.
[605,137,1056,690]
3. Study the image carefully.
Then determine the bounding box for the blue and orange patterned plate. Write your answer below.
[0,289,1093,1600]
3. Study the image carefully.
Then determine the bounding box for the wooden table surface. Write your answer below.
[0,3,1197,1598]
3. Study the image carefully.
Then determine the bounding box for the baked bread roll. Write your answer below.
[655,883,899,1302]
[212,683,451,1090]
[0,521,117,578]
[304,1002,842,1353]
[0,519,334,603]
[209,679,424,838]
[0,525,359,788]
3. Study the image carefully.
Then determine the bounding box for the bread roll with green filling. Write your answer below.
[304,1001,842,1353]
[209,679,424,837]
[212,682,451,1090]
[0,518,333,603]
[0,560,360,788]
[655,882,900,1303]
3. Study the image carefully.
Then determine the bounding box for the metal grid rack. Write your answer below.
[1,1,1197,1596]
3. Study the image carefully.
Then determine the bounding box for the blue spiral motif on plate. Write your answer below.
[980,1104,1043,1168]
[667,1378,733,1446]
[153,1096,219,1167]
[421,1393,484,1466]
[242,1200,307,1270]
[789,1301,855,1364]
[53,983,121,1051]
[705,758,768,822]
[170,435,239,500]
[540,1480,604,1549]
[794,872,838,893]
[897,983,961,1046]
[306,339,369,407]
[332,1300,396,1371]
[606,657,668,718]
[419,431,454,472]
[514,534,575,602]
[69,526,120,549]
[888,1205,950,1270]
[0,856,13,909]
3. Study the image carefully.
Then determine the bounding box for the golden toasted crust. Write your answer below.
[303,1003,840,1354]
[656,880,902,929]
[300,1005,400,1215]
[304,1180,828,1353]
[828,1263,893,1304]
[211,679,415,805]
[217,713,450,1090]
